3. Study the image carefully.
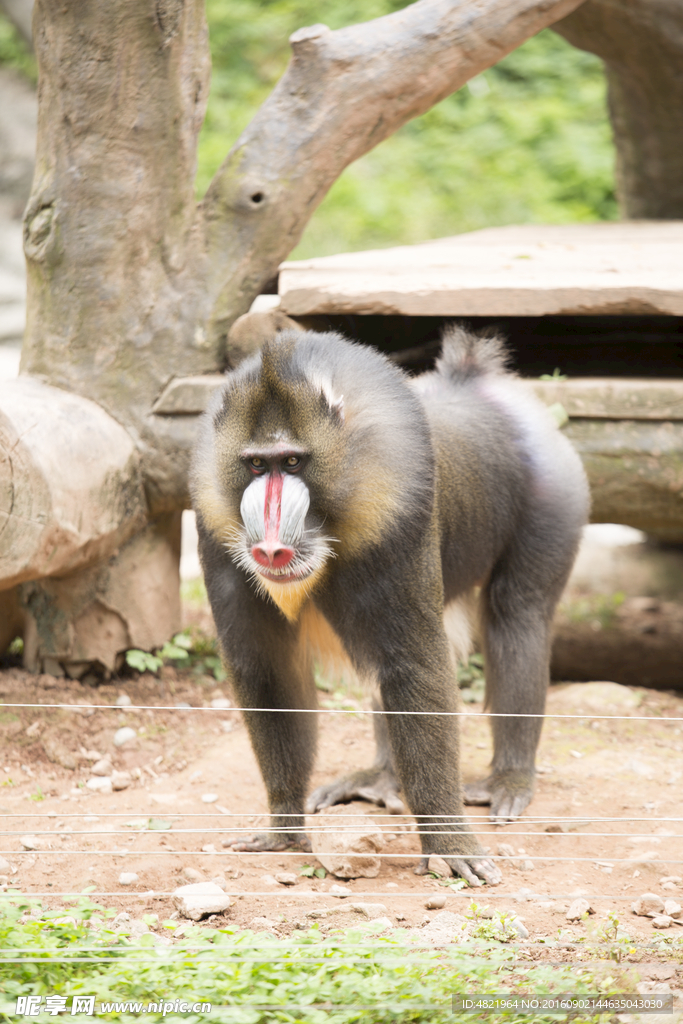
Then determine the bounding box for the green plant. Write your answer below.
[458,653,486,703]
[539,368,568,381]
[300,863,326,879]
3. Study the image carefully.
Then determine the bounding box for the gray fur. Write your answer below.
[191,327,589,885]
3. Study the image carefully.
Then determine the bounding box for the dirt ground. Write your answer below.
[0,643,681,971]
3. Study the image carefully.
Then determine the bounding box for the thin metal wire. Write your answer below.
[5,823,683,831]
[3,850,683,861]
[0,812,680,821]
[3,700,683,720]
[0,889,674,899]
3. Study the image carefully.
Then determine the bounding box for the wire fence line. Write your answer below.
[2,699,683,721]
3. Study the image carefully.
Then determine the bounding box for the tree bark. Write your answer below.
[3,0,589,667]
[201,0,587,354]
[554,0,683,218]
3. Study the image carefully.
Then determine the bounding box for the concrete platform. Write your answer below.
[279,222,683,318]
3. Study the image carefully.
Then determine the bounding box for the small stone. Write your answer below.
[201,793,218,804]
[20,835,42,851]
[249,916,278,933]
[0,857,11,872]
[210,698,231,709]
[275,872,297,886]
[663,900,681,919]
[660,875,682,884]
[181,867,204,883]
[305,908,329,919]
[209,876,227,891]
[517,858,535,872]
[119,872,139,885]
[632,893,665,917]
[662,882,678,891]
[201,844,217,854]
[425,895,447,910]
[116,693,132,707]
[111,771,132,791]
[566,898,593,921]
[510,917,529,938]
[86,776,112,794]
[350,902,389,920]
[91,759,113,777]
[310,807,383,879]
[114,727,137,747]
[497,843,516,859]
[428,856,452,878]
[173,882,231,921]
[651,915,672,929]
[329,884,351,898]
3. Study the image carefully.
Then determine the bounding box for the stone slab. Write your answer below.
[279,222,683,317]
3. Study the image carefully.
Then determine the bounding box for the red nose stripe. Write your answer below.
[264,470,282,543]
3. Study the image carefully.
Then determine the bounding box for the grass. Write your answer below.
[0,894,657,1023]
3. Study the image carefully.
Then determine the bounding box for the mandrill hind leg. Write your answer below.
[306,697,406,815]
[464,524,576,824]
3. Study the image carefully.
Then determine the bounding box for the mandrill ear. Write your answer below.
[324,391,345,425]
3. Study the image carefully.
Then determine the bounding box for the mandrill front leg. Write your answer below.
[306,698,406,815]
[226,676,317,853]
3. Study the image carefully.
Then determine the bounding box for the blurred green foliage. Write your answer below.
[0,13,36,81]
[0,2,616,260]
[201,0,617,257]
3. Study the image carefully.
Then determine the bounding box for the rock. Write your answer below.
[91,758,113,777]
[201,793,218,804]
[275,872,297,886]
[425,895,447,910]
[428,856,452,878]
[210,698,231,709]
[111,771,132,791]
[566,898,593,921]
[664,900,681,919]
[113,912,131,928]
[249,916,279,933]
[508,917,529,938]
[119,872,139,885]
[116,693,132,707]
[305,908,329,919]
[632,893,665,917]
[662,882,679,891]
[173,882,231,921]
[310,808,383,879]
[129,919,148,938]
[350,903,389,920]
[651,915,672,929]
[201,844,218,854]
[209,876,227,891]
[181,867,204,883]
[113,727,137,747]
[660,875,682,884]
[517,858,535,872]
[20,835,42,851]
[0,856,11,872]
[497,843,516,859]
[329,884,351,898]
[86,776,112,794]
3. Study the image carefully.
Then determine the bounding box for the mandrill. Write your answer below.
[190,326,589,885]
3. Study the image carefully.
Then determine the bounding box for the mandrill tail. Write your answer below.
[436,325,512,382]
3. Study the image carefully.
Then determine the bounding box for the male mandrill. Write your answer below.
[191,327,589,885]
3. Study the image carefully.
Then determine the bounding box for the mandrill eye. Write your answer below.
[283,455,301,472]
[249,457,266,474]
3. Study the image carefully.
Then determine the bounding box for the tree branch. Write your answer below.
[200,0,587,348]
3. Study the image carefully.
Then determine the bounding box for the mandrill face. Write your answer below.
[228,440,336,595]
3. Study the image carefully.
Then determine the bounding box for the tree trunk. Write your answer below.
[1,0,588,670]
[554,0,683,218]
